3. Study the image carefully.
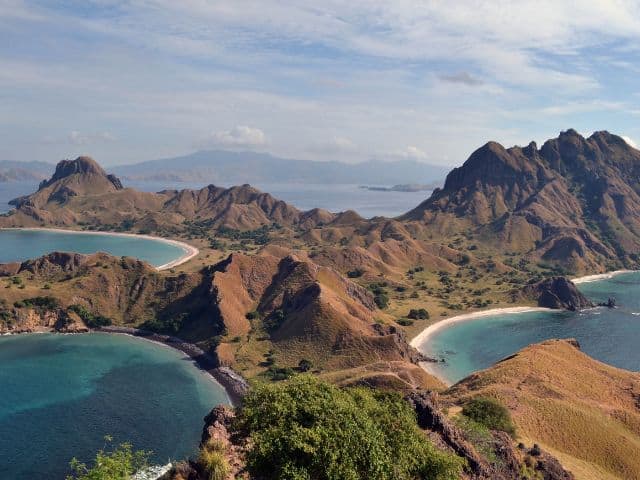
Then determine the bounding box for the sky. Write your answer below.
[1,1,640,167]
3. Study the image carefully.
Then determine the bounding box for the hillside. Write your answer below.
[445,339,640,479]
[402,130,640,274]
[0,156,335,231]
[0,250,436,392]
[111,149,449,185]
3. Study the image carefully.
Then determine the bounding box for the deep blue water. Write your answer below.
[419,272,640,384]
[0,333,229,479]
[0,229,186,268]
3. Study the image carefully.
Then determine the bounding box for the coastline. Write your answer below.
[571,269,636,284]
[409,306,554,351]
[0,227,199,271]
[96,326,249,406]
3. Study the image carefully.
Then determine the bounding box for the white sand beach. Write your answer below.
[571,270,636,284]
[410,306,553,350]
[2,227,199,271]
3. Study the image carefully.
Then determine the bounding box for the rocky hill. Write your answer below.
[0,156,335,231]
[445,338,640,479]
[403,130,640,273]
[0,250,434,391]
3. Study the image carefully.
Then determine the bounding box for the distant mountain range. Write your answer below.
[1,151,448,186]
[110,150,450,184]
[0,160,53,182]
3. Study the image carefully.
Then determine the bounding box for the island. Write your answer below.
[3,129,640,479]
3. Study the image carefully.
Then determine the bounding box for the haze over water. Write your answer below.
[421,272,640,384]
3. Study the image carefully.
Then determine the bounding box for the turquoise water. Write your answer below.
[0,229,186,268]
[0,333,229,479]
[420,272,640,384]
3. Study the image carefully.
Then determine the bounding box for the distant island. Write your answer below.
[359,183,439,192]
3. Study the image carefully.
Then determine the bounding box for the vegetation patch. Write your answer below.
[233,375,464,480]
[462,396,516,437]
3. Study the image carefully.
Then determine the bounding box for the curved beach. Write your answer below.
[571,269,635,284]
[2,227,199,271]
[410,307,553,351]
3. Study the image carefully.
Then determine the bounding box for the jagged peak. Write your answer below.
[39,156,123,191]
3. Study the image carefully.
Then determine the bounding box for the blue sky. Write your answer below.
[1,1,640,166]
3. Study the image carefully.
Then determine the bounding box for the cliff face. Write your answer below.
[521,277,594,310]
[403,130,640,272]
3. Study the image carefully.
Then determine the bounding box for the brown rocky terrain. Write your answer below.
[0,155,334,231]
[445,339,640,479]
[402,130,640,274]
[0,250,434,392]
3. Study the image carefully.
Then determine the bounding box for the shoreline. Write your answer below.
[410,307,556,386]
[95,326,248,406]
[1,326,249,406]
[410,268,640,384]
[1,227,199,271]
[571,269,636,284]
[409,306,554,351]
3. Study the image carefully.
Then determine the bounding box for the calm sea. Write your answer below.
[0,180,429,218]
[0,333,229,479]
[0,229,186,268]
[418,272,640,384]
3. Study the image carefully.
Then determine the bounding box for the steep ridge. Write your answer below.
[403,130,640,273]
[0,251,433,391]
[1,157,335,230]
[445,339,640,479]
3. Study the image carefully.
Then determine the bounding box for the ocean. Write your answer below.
[0,333,229,479]
[418,271,640,384]
[0,180,429,219]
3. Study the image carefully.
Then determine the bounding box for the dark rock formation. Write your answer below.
[523,276,593,310]
[406,391,575,480]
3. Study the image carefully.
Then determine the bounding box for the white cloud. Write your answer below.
[396,146,428,160]
[622,136,638,149]
[308,136,358,155]
[202,126,267,148]
[68,131,116,145]
[40,131,116,145]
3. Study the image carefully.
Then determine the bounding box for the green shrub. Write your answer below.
[245,310,260,320]
[233,376,464,480]
[407,308,429,320]
[297,358,313,372]
[397,318,414,326]
[374,293,389,309]
[68,304,112,328]
[462,396,516,437]
[347,269,364,278]
[66,438,150,480]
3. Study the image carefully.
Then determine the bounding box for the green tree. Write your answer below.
[66,438,151,480]
[233,376,464,480]
[462,396,516,437]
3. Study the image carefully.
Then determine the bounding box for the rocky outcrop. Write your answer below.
[522,276,593,310]
[199,406,247,480]
[403,130,640,272]
[407,391,574,480]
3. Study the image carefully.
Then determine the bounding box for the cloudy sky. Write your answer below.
[1,1,640,166]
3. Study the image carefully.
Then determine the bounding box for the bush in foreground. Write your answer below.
[462,396,516,437]
[66,438,150,480]
[233,375,464,480]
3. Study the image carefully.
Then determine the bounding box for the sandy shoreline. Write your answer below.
[571,269,636,284]
[410,306,553,350]
[1,227,199,271]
